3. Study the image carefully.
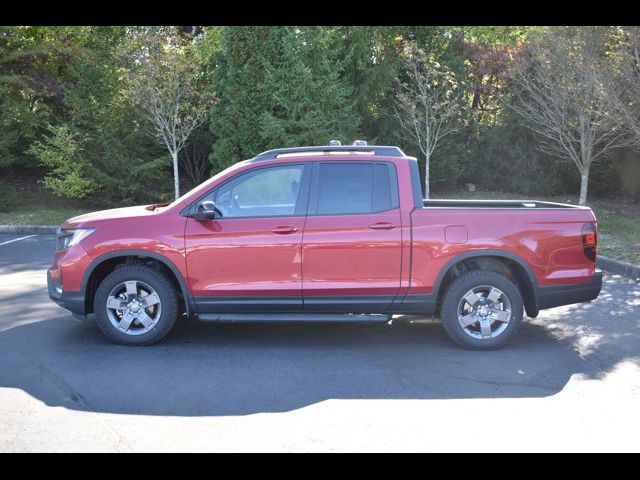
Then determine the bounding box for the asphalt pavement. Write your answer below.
[1,233,639,452]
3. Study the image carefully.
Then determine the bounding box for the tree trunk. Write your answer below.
[579,168,590,206]
[424,153,430,200]
[172,151,180,200]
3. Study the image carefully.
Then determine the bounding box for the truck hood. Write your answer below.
[62,204,168,228]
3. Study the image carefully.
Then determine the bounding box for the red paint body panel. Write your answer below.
[408,208,597,295]
[302,209,403,297]
[50,150,599,317]
[49,243,93,291]
[57,205,188,292]
[185,216,305,297]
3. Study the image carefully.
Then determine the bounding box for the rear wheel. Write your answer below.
[94,265,178,345]
[440,270,523,350]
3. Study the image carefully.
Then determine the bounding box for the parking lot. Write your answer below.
[1,233,639,452]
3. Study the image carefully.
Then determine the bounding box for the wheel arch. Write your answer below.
[433,250,539,318]
[81,250,194,317]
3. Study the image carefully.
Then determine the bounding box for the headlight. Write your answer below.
[56,228,96,251]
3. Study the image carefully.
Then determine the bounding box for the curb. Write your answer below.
[0,224,58,235]
[597,255,640,280]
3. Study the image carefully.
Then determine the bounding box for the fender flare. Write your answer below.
[432,249,540,317]
[81,249,194,316]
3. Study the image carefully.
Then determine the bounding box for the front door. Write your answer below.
[302,161,403,312]
[185,163,310,313]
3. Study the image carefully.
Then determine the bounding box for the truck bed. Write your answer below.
[410,199,597,292]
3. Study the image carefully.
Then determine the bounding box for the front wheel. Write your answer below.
[94,265,178,345]
[440,270,524,350]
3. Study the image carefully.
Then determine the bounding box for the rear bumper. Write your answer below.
[537,270,603,310]
[47,270,87,320]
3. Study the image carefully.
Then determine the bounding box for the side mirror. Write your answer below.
[192,200,222,221]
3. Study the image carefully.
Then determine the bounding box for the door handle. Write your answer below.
[272,226,298,234]
[368,222,395,230]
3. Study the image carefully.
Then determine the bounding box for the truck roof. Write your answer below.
[249,145,407,162]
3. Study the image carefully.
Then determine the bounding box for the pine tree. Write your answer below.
[209,27,358,173]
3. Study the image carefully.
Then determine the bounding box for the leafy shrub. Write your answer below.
[29,124,95,199]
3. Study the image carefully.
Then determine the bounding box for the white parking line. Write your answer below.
[0,234,37,246]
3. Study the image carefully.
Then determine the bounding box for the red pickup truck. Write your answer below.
[48,143,602,349]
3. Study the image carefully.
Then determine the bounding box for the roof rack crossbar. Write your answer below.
[250,145,405,161]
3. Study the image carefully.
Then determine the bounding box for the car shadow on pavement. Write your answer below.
[0,313,587,417]
[527,274,640,380]
[0,274,636,417]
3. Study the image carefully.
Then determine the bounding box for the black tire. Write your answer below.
[94,265,178,346]
[440,270,524,350]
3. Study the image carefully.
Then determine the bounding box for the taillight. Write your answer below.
[582,223,597,262]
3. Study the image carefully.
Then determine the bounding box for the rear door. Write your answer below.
[302,161,403,312]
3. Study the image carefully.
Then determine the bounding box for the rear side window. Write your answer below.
[373,163,392,211]
[315,162,398,215]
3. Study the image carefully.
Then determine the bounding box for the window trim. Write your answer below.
[183,163,312,220]
[307,161,400,217]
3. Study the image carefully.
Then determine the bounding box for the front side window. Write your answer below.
[207,164,304,218]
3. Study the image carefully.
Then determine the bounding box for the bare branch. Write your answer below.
[508,27,629,204]
[604,26,640,147]
[121,27,212,199]
[393,42,464,198]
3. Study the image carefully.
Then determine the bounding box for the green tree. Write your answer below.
[0,26,69,169]
[19,27,173,205]
[339,26,405,143]
[29,124,95,198]
[210,27,358,172]
[339,26,463,144]
[62,27,173,205]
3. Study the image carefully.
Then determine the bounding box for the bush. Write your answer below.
[0,182,18,212]
[29,124,95,199]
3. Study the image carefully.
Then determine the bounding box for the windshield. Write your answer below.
[165,161,249,210]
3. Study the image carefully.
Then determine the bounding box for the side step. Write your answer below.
[197,313,391,323]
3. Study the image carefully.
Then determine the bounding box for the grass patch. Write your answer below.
[0,191,90,226]
[593,209,640,265]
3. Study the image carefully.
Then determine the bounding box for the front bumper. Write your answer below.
[47,270,87,321]
[537,269,603,310]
